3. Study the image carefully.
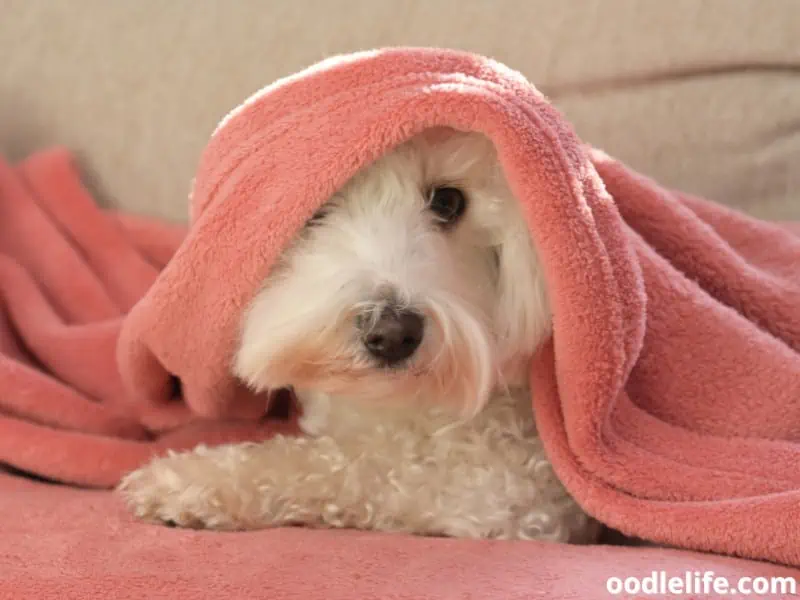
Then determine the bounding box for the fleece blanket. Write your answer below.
[0,149,296,487]
[1,47,799,596]
[2,471,798,600]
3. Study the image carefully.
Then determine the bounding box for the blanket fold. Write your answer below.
[0,149,294,488]
[1,47,799,569]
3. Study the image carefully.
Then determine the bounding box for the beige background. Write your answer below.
[1,0,799,222]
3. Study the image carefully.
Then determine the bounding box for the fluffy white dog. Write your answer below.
[119,127,600,544]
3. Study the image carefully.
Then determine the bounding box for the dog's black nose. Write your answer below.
[362,307,424,365]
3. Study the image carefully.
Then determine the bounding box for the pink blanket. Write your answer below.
[0,149,295,488]
[1,471,797,600]
[1,47,799,596]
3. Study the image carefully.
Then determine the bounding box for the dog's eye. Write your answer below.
[306,206,329,227]
[428,187,467,227]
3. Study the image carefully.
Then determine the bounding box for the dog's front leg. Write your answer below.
[118,434,360,531]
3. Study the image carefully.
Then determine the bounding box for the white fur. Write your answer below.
[119,128,599,543]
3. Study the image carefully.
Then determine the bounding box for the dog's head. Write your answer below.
[234,128,550,416]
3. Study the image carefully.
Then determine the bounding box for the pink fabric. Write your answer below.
[1,47,800,596]
[1,471,797,600]
[0,149,297,489]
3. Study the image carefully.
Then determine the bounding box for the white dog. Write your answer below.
[119,127,600,544]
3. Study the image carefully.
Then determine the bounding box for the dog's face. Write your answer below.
[235,128,550,416]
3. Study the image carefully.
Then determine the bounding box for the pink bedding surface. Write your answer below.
[1,471,797,600]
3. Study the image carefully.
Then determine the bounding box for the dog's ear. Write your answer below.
[492,229,551,370]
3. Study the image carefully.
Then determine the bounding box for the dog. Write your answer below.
[118,127,600,543]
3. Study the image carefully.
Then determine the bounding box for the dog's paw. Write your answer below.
[117,451,238,530]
